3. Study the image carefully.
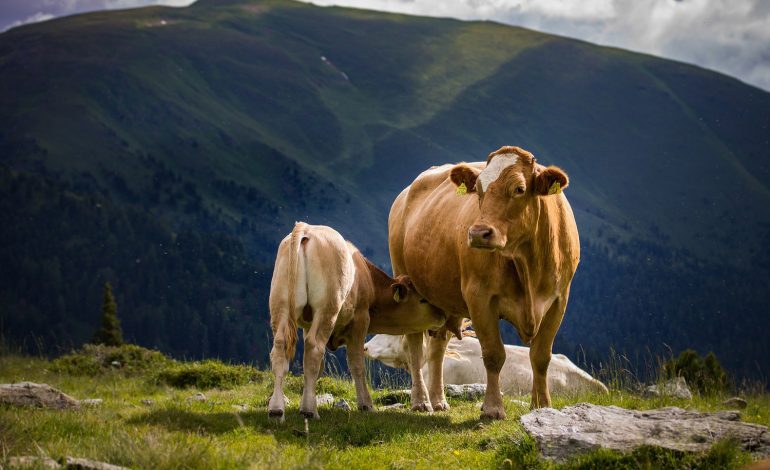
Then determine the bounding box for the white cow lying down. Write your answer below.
[364,334,608,396]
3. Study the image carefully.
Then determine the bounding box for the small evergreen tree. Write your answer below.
[92,282,124,346]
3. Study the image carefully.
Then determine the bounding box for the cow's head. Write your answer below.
[364,334,409,369]
[450,146,569,252]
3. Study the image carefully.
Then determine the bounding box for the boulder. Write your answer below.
[0,382,80,410]
[63,457,129,470]
[644,377,693,400]
[80,399,103,407]
[723,397,748,409]
[316,393,334,407]
[445,383,486,400]
[334,399,351,410]
[5,456,60,469]
[188,393,206,402]
[521,403,770,462]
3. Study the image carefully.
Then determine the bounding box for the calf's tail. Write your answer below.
[282,222,304,361]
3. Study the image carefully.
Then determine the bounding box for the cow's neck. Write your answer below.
[507,199,562,335]
[361,255,397,307]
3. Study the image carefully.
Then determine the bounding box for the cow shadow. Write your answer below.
[126,406,481,448]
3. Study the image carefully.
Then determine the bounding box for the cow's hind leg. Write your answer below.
[346,310,374,411]
[427,327,452,411]
[406,332,433,412]
[299,308,337,419]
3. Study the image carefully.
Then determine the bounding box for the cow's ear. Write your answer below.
[391,281,409,303]
[534,166,569,196]
[450,164,479,193]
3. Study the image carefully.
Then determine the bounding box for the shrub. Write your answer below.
[51,343,170,376]
[154,360,256,389]
[663,349,730,395]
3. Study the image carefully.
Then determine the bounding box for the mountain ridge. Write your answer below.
[1,0,768,379]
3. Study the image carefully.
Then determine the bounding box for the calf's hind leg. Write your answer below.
[268,313,292,420]
[346,310,374,411]
[299,307,338,419]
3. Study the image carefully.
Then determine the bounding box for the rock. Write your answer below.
[375,390,411,405]
[4,456,129,470]
[0,382,80,410]
[6,456,60,469]
[316,393,334,407]
[188,393,206,402]
[512,400,530,407]
[644,377,693,400]
[445,383,486,400]
[334,399,351,410]
[140,399,154,406]
[521,403,770,462]
[64,457,130,470]
[381,403,405,410]
[110,361,121,368]
[80,399,103,406]
[723,397,748,409]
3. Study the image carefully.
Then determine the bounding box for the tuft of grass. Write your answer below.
[50,343,171,376]
[153,359,261,389]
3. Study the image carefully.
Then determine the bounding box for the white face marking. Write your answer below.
[477,154,518,192]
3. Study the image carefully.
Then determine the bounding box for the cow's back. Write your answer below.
[389,163,485,315]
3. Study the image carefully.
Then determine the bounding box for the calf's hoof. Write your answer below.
[300,409,320,420]
[432,400,450,412]
[358,404,374,412]
[411,402,434,413]
[268,409,285,421]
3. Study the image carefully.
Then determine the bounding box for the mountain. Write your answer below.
[1,0,769,379]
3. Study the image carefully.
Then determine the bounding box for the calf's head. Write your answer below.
[450,146,569,252]
[364,334,409,369]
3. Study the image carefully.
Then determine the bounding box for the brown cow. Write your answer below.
[268,222,445,420]
[389,146,580,418]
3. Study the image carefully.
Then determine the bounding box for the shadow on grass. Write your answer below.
[126,407,481,448]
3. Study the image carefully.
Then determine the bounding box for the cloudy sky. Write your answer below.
[2,0,769,92]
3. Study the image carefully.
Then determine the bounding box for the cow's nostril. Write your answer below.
[480,229,492,239]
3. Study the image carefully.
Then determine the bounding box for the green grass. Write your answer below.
[1,353,767,469]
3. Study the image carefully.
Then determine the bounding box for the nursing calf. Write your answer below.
[268,222,444,420]
[365,334,608,396]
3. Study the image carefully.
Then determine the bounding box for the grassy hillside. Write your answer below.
[1,352,768,469]
[0,0,769,377]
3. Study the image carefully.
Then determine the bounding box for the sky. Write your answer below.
[1,0,769,92]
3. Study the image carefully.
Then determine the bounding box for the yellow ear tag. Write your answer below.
[548,181,561,195]
[456,182,468,196]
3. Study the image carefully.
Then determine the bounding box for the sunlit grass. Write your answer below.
[0,353,766,469]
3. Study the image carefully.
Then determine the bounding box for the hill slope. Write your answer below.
[1,0,769,377]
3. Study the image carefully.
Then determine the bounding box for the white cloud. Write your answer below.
[300,0,770,91]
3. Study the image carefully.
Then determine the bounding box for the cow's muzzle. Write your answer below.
[468,224,503,250]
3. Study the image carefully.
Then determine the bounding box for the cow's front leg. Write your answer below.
[426,328,452,411]
[405,332,432,412]
[346,311,374,412]
[529,296,566,408]
[470,309,506,419]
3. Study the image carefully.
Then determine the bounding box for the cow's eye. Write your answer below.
[514,186,525,195]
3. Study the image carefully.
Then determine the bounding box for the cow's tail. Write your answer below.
[282,222,305,362]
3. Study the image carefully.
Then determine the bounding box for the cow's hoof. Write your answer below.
[480,408,506,420]
[268,409,285,421]
[300,410,320,420]
[358,404,374,412]
[432,400,450,412]
[411,402,433,413]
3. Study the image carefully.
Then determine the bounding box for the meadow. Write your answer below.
[1,347,768,469]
